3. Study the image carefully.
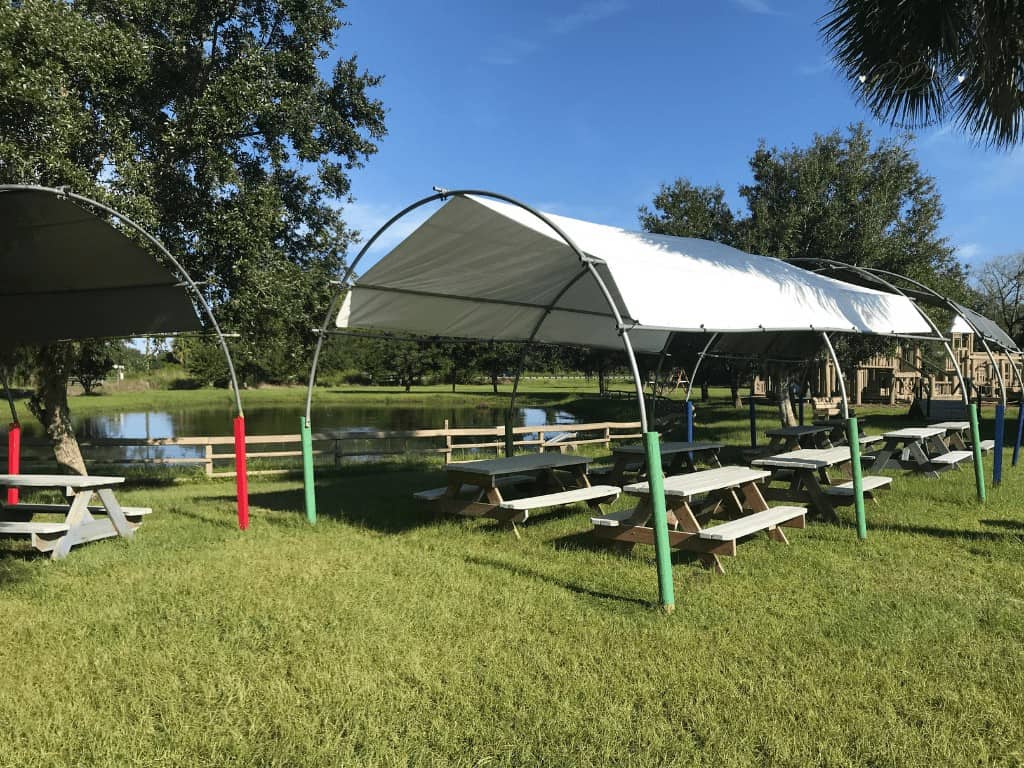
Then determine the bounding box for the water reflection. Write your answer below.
[17,404,581,463]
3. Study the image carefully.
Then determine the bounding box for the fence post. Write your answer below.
[603,425,611,449]
[204,443,214,477]
[334,437,342,470]
[444,419,452,463]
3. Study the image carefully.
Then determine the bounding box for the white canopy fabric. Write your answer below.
[337,195,933,353]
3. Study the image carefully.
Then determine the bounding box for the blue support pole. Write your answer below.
[993,403,1005,485]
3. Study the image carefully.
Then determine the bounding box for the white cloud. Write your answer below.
[483,1,628,65]
[798,58,832,77]
[547,0,628,35]
[956,242,983,261]
[732,0,783,15]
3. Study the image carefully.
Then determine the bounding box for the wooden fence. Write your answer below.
[0,420,642,478]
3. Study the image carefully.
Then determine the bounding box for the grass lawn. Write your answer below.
[1,392,1023,766]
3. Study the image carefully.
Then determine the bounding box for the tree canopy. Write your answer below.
[0,0,385,469]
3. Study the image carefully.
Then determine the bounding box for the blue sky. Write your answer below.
[336,0,1024,271]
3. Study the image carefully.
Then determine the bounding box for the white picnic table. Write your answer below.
[868,427,971,474]
[590,465,805,574]
[0,475,144,559]
[752,445,892,522]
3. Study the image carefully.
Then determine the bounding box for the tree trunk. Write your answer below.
[28,345,87,475]
[597,359,607,395]
[490,372,498,395]
[772,366,798,427]
[731,373,743,408]
[700,381,709,401]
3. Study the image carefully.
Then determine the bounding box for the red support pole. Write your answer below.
[233,416,249,530]
[7,422,19,505]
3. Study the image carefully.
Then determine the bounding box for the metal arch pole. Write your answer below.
[682,333,720,448]
[0,184,251,527]
[649,332,675,427]
[301,188,675,611]
[505,268,591,457]
[821,332,866,539]
[975,336,1007,484]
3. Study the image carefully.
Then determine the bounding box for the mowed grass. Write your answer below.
[1,396,1023,765]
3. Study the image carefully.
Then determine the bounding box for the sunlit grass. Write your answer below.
[0,390,1021,766]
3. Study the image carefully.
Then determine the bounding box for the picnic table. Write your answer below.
[764,425,833,452]
[929,421,975,450]
[0,475,147,559]
[752,446,892,523]
[601,441,723,485]
[813,416,870,444]
[868,427,973,474]
[590,466,805,574]
[417,453,618,533]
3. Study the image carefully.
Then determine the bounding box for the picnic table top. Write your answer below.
[443,453,591,477]
[624,465,770,498]
[753,447,853,470]
[930,421,970,431]
[0,474,125,489]
[883,427,946,440]
[765,425,832,437]
[612,441,723,456]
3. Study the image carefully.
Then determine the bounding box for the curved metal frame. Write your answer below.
[0,184,244,416]
[790,259,970,406]
[304,188,676,610]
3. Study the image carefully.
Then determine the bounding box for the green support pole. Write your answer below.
[846,417,866,540]
[644,431,675,614]
[968,403,987,503]
[301,417,317,524]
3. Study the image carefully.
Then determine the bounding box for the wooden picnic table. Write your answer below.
[867,427,960,474]
[604,441,723,485]
[764,425,833,452]
[0,474,144,559]
[813,416,870,444]
[430,453,617,532]
[590,465,804,574]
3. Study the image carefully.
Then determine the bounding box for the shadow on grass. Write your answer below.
[464,554,650,608]
[980,519,1024,532]
[236,472,446,533]
[878,522,1024,543]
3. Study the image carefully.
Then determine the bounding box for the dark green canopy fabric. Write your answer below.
[0,189,202,346]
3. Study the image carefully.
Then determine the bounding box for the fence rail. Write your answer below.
[0,420,643,478]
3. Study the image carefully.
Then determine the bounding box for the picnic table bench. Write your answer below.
[594,441,723,485]
[929,421,995,452]
[416,453,616,535]
[590,466,805,574]
[0,474,141,559]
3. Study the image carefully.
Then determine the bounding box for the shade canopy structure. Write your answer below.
[305,189,952,609]
[0,185,250,529]
[335,194,934,352]
[0,188,203,347]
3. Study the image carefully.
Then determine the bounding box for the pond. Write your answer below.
[16,404,581,464]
